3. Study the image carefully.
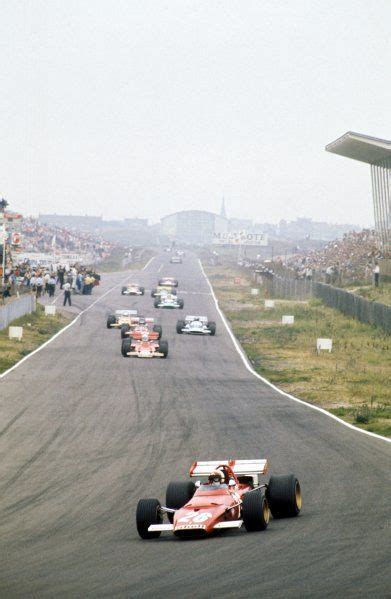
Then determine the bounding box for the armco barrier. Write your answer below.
[0,294,36,331]
[313,283,391,334]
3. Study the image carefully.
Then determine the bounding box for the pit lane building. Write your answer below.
[160,210,228,245]
[326,131,391,252]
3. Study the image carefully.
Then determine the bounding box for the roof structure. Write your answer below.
[325,131,391,165]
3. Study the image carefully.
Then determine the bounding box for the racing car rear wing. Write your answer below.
[189,459,268,485]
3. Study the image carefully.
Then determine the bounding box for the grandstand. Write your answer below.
[326,132,391,253]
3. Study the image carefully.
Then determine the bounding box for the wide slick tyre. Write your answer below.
[136,498,162,539]
[120,324,130,339]
[158,340,168,358]
[208,321,216,335]
[176,320,185,334]
[242,489,270,532]
[178,299,184,309]
[165,481,196,523]
[153,324,162,339]
[121,338,131,357]
[106,315,116,328]
[153,299,160,308]
[267,474,302,518]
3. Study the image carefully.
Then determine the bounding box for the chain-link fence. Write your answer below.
[254,271,391,333]
[313,282,391,334]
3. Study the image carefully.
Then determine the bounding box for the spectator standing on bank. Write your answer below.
[373,262,380,287]
[36,275,43,297]
[63,281,72,306]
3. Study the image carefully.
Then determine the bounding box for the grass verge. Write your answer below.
[205,265,390,438]
[346,282,391,306]
[0,304,69,374]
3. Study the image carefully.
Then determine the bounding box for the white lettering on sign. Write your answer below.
[212,231,268,246]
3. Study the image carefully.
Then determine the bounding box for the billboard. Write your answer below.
[212,230,268,246]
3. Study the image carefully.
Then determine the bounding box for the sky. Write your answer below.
[0,0,390,225]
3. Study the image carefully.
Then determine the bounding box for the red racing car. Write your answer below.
[120,317,162,340]
[136,459,302,539]
[121,334,168,359]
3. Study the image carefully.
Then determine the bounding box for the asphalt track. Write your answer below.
[1,253,390,598]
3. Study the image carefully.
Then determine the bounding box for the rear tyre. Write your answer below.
[140,287,145,295]
[208,321,216,336]
[242,489,270,532]
[153,324,162,339]
[158,340,168,358]
[176,320,185,334]
[178,299,184,309]
[121,338,131,357]
[107,315,116,328]
[121,287,127,295]
[121,324,130,339]
[165,481,196,523]
[267,475,302,518]
[154,299,160,308]
[136,498,162,539]
[151,288,157,297]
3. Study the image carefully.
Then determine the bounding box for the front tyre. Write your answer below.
[136,498,162,539]
[121,338,131,357]
[158,340,168,358]
[208,321,216,335]
[121,324,131,339]
[242,489,270,532]
[267,475,302,518]
[176,320,185,334]
[165,481,196,523]
[178,299,184,309]
[107,315,116,328]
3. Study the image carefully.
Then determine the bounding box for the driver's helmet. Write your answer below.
[141,332,149,342]
[208,469,225,485]
[139,318,146,325]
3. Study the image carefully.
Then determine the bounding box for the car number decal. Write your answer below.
[178,511,212,524]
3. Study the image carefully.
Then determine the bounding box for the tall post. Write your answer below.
[0,198,8,287]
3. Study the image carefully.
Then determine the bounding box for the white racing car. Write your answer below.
[176,316,216,335]
[121,283,145,296]
[154,293,184,309]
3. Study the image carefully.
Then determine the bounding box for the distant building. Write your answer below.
[161,210,228,245]
[228,218,253,231]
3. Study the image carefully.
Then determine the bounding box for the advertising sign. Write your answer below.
[212,230,268,246]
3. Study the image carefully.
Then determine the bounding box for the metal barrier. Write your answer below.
[0,294,36,331]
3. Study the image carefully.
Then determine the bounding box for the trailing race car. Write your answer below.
[136,459,302,539]
[151,285,177,298]
[154,293,184,309]
[121,317,162,340]
[158,277,178,288]
[121,334,168,359]
[170,256,182,264]
[121,283,145,296]
[106,310,138,329]
[176,316,216,335]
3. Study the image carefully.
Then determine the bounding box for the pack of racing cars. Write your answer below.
[136,459,302,539]
[107,278,220,357]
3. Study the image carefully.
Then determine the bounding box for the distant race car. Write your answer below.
[121,317,162,340]
[136,459,302,540]
[154,293,184,309]
[176,250,185,257]
[121,335,168,359]
[176,316,216,335]
[170,256,182,264]
[106,310,138,329]
[121,283,145,296]
[151,285,177,298]
[158,277,178,288]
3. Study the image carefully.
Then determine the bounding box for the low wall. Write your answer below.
[0,294,37,331]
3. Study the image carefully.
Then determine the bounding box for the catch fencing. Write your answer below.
[254,270,391,333]
[0,294,36,331]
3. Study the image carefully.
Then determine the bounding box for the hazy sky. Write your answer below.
[1,0,390,225]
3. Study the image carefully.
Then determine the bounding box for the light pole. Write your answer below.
[0,198,9,287]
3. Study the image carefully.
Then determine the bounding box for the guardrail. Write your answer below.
[0,294,36,331]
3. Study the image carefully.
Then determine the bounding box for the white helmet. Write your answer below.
[208,469,224,485]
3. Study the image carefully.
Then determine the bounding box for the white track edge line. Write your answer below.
[0,260,154,380]
[198,259,390,444]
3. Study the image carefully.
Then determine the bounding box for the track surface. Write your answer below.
[1,254,390,598]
